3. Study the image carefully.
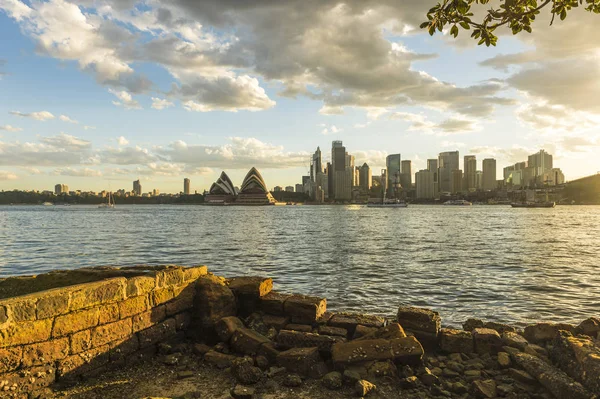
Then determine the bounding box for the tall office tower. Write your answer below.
[153,189,160,196]
[359,163,372,191]
[302,175,311,187]
[482,158,497,191]
[331,141,351,201]
[438,151,459,193]
[415,169,435,199]
[54,184,63,195]
[476,171,483,190]
[451,169,463,194]
[311,147,322,182]
[528,149,553,185]
[326,162,333,199]
[464,155,477,192]
[62,184,69,194]
[133,179,142,196]
[183,178,190,195]
[427,159,439,198]
[401,160,412,189]
[285,186,294,192]
[386,154,401,197]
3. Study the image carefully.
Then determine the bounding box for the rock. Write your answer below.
[322,371,342,390]
[158,343,173,355]
[343,370,362,385]
[502,331,529,351]
[328,313,385,337]
[161,354,179,365]
[284,323,312,333]
[497,384,514,396]
[230,327,271,356]
[472,328,503,354]
[512,352,593,399]
[204,350,236,369]
[254,355,269,370]
[260,291,292,316]
[352,325,378,340]
[215,316,245,342]
[420,371,440,386]
[245,313,270,336]
[470,379,496,398]
[464,369,481,378]
[463,318,484,332]
[367,361,397,379]
[231,385,255,399]
[396,307,441,346]
[497,352,511,368]
[262,314,290,330]
[524,323,562,344]
[192,343,212,356]
[276,329,345,352]
[214,342,230,353]
[257,342,279,364]
[355,380,376,397]
[452,382,468,394]
[483,321,516,334]
[524,343,548,359]
[231,358,262,385]
[355,323,407,341]
[399,376,419,389]
[194,275,236,327]
[508,368,537,385]
[276,347,328,378]
[438,328,474,353]
[577,317,600,338]
[177,370,195,379]
[228,276,273,298]
[550,330,600,395]
[331,337,423,366]
[282,373,302,387]
[265,366,286,378]
[284,294,327,324]
[442,368,460,378]
[318,325,348,338]
[431,367,443,376]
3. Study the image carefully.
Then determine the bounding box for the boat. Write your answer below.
[511,201,555,208]
[98,192,115,209]
[367,199,408,208]
[42,202,53,206]
[443,200,472,206]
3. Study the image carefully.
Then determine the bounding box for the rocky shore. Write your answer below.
[1,267,598,399]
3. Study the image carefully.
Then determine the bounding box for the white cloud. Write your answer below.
[0,170,18,180]
[320,124,343,135]
[59,114,78,124]
[53,167,103,177]
[83,125,96,130]
[389,112,479,135]
[40,132,91,151]
[9,110,55,121]
[109,89,142,110]
[117,136,129,146]
[0,125,22,132]
[151,97,174,110]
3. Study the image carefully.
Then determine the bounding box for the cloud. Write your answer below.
[99,146,156,165]
[515,102,599,133]
[389,112,479,135]
[53,167,103,177]
[109,89,142,109]
[151,97,174,110]
[117,136,129,146]
[9,110,55,121]
[0,171,18,181]
[83,125,96,130]
[39,133,91,151]
[59,115,78,124]
[0,125,22,132]
[320,124,343,135]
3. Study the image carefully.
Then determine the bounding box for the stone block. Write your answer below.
[230,327,271,355]
[119,296,148,319]
[132,305,166,333]
[482,321,516,334]
[70,329,92,354]
[524,322,561,344]
[174,312,191,331]
[277,330,346,352]
[389,337,425,365]
[501,331,529,350]
[204,350,237,369]
[57,345,110,378]
[260,291,291,315]
[328,313,386,334]
[69,278,126,311]
[98,304,120,325]
[276,347,328,378]
[156,268,185,288]
[0,319,53,347]
[53,308,99,337]
[463,318,484,332]
[7,298,36,322]
[22,338,70,367]
[551,331,600,395]
[285,323,312,333]
[149,288,174,307]
[472,328,503,354]
[352,325,378,340]
[215,316,245,342]
[284,294,326,324]
[355,323,407,341]
[396,307,441,336]
[166,291,195,316]
[36,290,70,319]
[194,276,237,326]
[183,266,208,282]
[439,328,474,353]
[138,318,177,348]
[332,337,423,366]
[257,342,279,364]
[318,325,348,338]
[126,276,156,298]
[577,317,600,338]
[263,314,290,330]
[0,346,22,373]
[228,277,273,298]
[90,318,132,348]
[1,365,56,393]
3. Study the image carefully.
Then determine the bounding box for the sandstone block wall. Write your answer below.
[0,265,207,397]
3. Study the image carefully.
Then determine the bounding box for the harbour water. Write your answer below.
[1,205,599,327]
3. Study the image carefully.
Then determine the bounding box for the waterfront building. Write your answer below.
[310,147,322,182]
[331,141,352,201]
[400,160,412,190]
[302,176,311,187]
[295,184,303,193]
[415,169,435,199]
[386,154,401,197]
[359,163,372,192]
[427,159,439,199]
[236,167,276,205]
[274,186,283,192]
[326,162,333,199]
[133,179,142,196]
[503,162,527,182]
[438,151,459,193]
[205,171,236,204]
[152,189,159,196]
[542,168,565,186]
[482,158,497,191]
[451,169,463,194]
[285,186,294,192]
[183,178,190,195]
[528,149,553,183]
[464,155,477,192]
[54,184,68,195]
[476,171,483,191]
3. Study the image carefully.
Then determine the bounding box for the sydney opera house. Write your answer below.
[205,167,276,205]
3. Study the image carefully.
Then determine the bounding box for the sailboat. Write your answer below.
[367,172,408,208]
[511,182,555,208]
[98,192,115,209]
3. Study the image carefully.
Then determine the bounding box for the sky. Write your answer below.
[1,0,599,194]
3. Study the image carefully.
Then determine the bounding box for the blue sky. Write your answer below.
[1,1,599,193]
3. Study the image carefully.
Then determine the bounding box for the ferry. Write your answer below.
[367,199,408,208]
[42,202,53,206]
[443,200,472,206]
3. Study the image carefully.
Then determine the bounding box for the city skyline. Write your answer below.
[1,1,599,193]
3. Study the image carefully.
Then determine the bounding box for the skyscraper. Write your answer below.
[482,158,497,191]
[451,169,463,194]
[359,163,372,192]
[311,147,322,182]
[438,151,459,193]
[528,149,553,185]
[133,179,142,196]
[54,184,68,195]
[464,155,477,192]
[427,159,439,199]
[183,178,190,195]
[331,141,351,201]
[415,169,435,199]
[386,154,401,197]
[401,160,412,189]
